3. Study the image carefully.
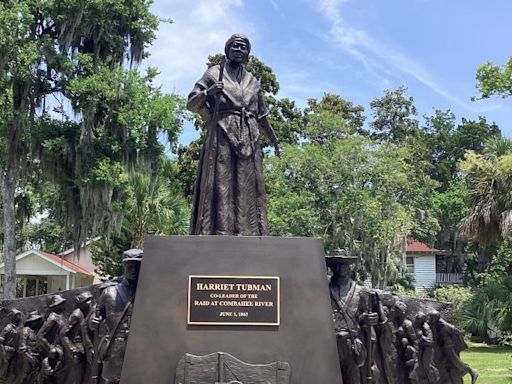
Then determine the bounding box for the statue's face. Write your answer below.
[416,312,426,324]
[332,263,351,281]
[124,261,141,283]
[428,311,440,324]
[52,302,65,314]
[12,312,22,325]
[227,39,249,63]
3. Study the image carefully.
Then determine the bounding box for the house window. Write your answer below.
[26,277,48,297]
[16,278,25,298]
[15,277,48,298]
[406,256,415,274]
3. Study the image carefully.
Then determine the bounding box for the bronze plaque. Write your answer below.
[188,275,280,326]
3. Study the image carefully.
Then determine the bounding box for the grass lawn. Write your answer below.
[461,342,512,384]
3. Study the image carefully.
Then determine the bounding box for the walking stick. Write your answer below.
[194,58,225,234]
[366,291,378,384]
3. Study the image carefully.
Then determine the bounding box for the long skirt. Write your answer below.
[190,127,268,236]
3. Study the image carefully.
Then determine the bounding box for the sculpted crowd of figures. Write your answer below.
[327,249,478,384]
[0,246,478,384]
[0,249,142,384]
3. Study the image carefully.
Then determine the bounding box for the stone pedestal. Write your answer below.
[121,236,342,384]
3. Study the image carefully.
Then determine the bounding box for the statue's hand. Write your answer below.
[206,81,224,96]
[89,315,101,330]
[360,312,378,327]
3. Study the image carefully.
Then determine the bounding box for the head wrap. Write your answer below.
[224,33,251,56]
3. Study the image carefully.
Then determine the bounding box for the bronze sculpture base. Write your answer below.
[175,352,290,384]
[121,235,342,384]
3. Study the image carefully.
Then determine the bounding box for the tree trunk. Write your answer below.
[476,243,490,273]
[131,221,145,249]
[2,82,26,299]
[2,130,18,300]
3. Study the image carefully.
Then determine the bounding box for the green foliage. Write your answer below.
[306,93,367,136]
[0,0,165,298]
[422,110,458,188]
[27,218,69,255]
[261,89,438,288]
[454,117,501,161]
[124,171,189,247]
[475,57,512,99]
[431,285,472,328]
[461,276,512,337]
[421,109,500,264]
[91,228,132,279]
[458,138,512,246]
[90,162,189,276]
[490,236,512,275]
[176,137,203,198]
[87,158,127,186]
[389,272,416,295]
[366,87,440,244]
[474,235,512,286]
[32,67,186,250]
[301,109,349,144]
[432,180,469,250]
[266,124,439,288]
[266,97,304,147]
[370,85,420,144]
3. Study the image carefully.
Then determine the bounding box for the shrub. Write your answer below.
[431,285,472,328]
[461,276,512,338]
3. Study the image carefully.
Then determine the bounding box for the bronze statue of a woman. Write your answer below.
[187,34,279,236]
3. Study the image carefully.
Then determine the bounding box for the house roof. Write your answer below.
[39,251,94,276]
[406,239,440,254]
[0,250,94,276]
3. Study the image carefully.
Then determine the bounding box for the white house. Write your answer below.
[0,238,102,298]
[406,239,463,292]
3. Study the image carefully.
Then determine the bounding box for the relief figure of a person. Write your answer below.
[187,34,279,236]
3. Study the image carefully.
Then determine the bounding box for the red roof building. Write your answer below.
[406,239,440,254]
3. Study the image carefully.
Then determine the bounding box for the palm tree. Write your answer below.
[125,172,188,249]
[458,137,512,269]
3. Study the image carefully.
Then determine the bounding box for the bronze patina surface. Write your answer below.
[121,235,342,384]
[187,34,280,236]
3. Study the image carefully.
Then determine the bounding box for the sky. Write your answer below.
[144,0,512,145]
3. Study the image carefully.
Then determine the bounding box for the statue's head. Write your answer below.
[76,291,92,309]
[427,309,441,325]
[394,300,408,317]
[48,346,63,362]
[225,34,251,64]
[415,311,427,325]
[10,308,22,326]
[122,249,143,283]
[48,294,66,314]
[325,248,358,283]
[25,311,44,331]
